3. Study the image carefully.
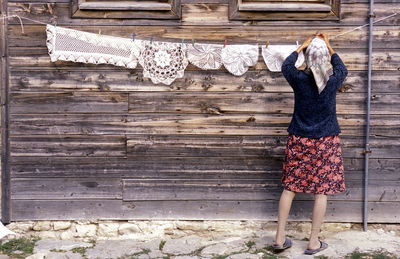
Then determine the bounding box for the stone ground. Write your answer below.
[0,223,399,259]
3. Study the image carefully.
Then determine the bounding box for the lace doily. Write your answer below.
[261,45,305,72]
[221,44,259,76]
[138,41,188,85]
[187,43,223,70]
[46,24,140,69]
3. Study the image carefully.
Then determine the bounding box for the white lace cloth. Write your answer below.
[305,37,333,93]
[262,45,305,72]
[46,25,328,85]
[138,41,188,85]
[221,44,259,76]
[187,43,223,70]
[46,24,140,69]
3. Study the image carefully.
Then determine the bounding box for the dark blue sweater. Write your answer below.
[281,51,348,138]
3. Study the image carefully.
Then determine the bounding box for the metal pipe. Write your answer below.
[0,0,11,224]
[364,0,374,232]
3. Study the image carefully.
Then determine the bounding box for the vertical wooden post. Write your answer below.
[0,0,10,224]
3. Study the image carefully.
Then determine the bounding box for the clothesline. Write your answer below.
[1,12,398,85]
[1,11,399,42]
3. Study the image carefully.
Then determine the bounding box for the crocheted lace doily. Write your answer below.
[187,43,223,70]
[138,41,188,85]
[46,24,140,69]
[261,45,305,72]
[221,44,259,76]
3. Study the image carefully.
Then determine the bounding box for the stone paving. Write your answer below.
[1,225,400,258]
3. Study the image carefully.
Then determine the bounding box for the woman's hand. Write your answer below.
[317,33,330,47]
[296,37,313,53]
[317,33,336,55]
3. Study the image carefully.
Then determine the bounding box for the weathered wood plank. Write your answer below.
[9,156,286,178]
[8,91,400,116]
[9,134,370,158]
[7,0,399,4]
[8,70,400,93]
[11,178,122,199]
[78,1,172,11]
[9,48,400,71]
[10,92,128,114]
[127,92,399,115]
[125,135,372,158]
[12,113,398,136]
[123,179,400,202]
[9,156,400,181]
[6,155,359,176]
[129,92,371,114]
[125,135,399,159]
[10,135,127,157]
[7,24,400,49]
[10,199,400,222]
[12,176,391,204]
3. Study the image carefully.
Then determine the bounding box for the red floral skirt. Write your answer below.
[282,134,346,195]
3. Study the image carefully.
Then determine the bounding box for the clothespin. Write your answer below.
[296,40,299,46]
[181,38,185,46]
[192,39,196,47]
[224,39,228,47]
[265,40,270,48]
[150,37,154,44]
[132,32,136,42]
[98,29,102,35]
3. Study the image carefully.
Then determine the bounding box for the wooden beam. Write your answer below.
[238,2,332,12]
[78,1,172,11]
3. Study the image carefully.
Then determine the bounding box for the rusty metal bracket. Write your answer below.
[363,143,372,154]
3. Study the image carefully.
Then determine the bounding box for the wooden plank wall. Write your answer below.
[4,0,400,222]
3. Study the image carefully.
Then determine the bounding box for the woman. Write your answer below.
[272,33,348,255]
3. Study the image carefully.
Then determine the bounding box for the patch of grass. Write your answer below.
[71,246,88,256]
[162,256,170,259]
[245,240,256,248]
[345,249,398,259]
[116,248,153,259]
[159,240,166,251]
[263,245,276,253]
[0,237,40,259]
[141,248,150,254]
[212,255,229,259]
[70,239,96,258]
[262,255,279,259]
[314,255,329,259]
[50,248,68,252]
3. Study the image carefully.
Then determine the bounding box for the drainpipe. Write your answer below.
[1,1,11,224]
[364,0,374,232]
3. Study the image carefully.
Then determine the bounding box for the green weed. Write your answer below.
[0,237,40,259]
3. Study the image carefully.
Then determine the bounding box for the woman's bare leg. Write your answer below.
[274,189,296,245]
[308,193,327,249]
